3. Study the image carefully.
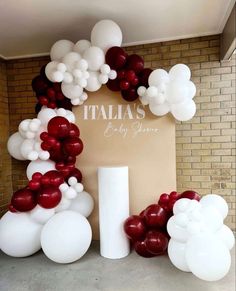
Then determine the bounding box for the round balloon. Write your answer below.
[7,132,26,160]
[168,239,190,272]
[26,159,56,180]
[73,40,91,55]
[50,40,74,61]
[41,210,92,263]
[171,99,196,121]
[83,46,105,71]
[69,191,94,217]
[30,205,55,224]
[200,194,228,219]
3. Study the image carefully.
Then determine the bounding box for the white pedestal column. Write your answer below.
[98,166,130,259]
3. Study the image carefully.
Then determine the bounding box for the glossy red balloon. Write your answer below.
[144,204,168,228]
[117,70,126,80]
[42,170,64,187]
[105,46,127,70]
[106,79,121,91]
[37,186,62,209]
[28,180,41,191]
[180,190,200,201]
[138,68,153,87]
[32,172,43,181]
[63,137,83,156]
[124,215,146,240]
[125,70,136,82]
[121,88,139,102]
[47,116,70,139]
[69,123,80,138]
[145,230,169,255]
[120,80,130,90]
[126,54,144,74]
[134,239,156,258]
[11,188,37,212]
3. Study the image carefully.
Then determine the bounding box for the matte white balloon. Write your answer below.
[85,71,102,92]
[37,108,57,125]
[73,40,91,55]
[168,239,190,272]
[55,197,72,212]
[50,40,74,61]
[149,101,170,116]
[20,139,37,160]
[62,52,81,71]
[41,211,92,263]
[83,46,105,71]
[69,191,94,218]
[169,64,191,81]
[148,69,169,87]
[91,19,122,52]
[61,82,83,99]
[45,61,58,82]
[201,206,223,233]
[216,225,235,250]
[200,194,228,219]
[7,132,26,160]
[26,159,56,180]
[30,205,55,225]
[166,81,189,104]
[188,81,197,98]
[186,234,231,281]
[171,99,196,121]
[167,216,189,243]
[0,212,42,257]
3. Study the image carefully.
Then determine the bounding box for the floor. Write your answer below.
[0,241,235,291]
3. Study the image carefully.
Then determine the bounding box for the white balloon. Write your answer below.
[83,46,105,71]
[41,211,92,263]
[169,64,191,81]
[148,69,169,87]
[188,81,197,99]
[62,52,81,71]
[91,19,122,52]
[52,71,64,82]
[50,40,74,61]
[69,191,94,218]
[186,234,231,281]
[139,95,149,106]
[108,70,117,80]
[73,40,91,55]
[64,187,77,200]
[37,108,57,125]
[98,74,108,84]
[30,205,55,225]
[7,132,26,160]
[173,198,190,215]
[55,197,72,212]
[63,72,73,84]
[146,86,158,98]
[26,159,56,180]
[171,99,196,121]
[45,61,58,82]
[149,101,170,116]
[167,216,189,243]
[166,81,189,104]
[200,194,228,219]
[61,82,83,99]
[216,225,235,250]
[85,71,102,92]
[76,59,89,71]
[168,239,190,272]
[0,212,42,257]
[137,86,146,97]
[201,206,223,233]
[100,64,110,74]
[20,139,37,160]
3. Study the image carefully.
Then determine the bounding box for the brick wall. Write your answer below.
[2,34,236,229]
[0,59,12,214]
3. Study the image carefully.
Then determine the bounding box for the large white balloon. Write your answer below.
[171,99,196,121]
[41,211,92,263]
[30,205,55,225]
[0,212,42,257]
[83,46,105,71]
[169,64,191,81]
[149,102,170,116]
[216,225,235,250]
[50,40,74,61]
[91,19,122,52]
[69,191,94,217]
[167,216,189,243]
[61,82,83,99]
[168,239,190,272]
[200,194,228,219]
[7,132,26,160]
[166,81,189,104]
[85,71,102,92]
[148,69,169,87]
[26,159,56,180]
[73,40,91,55]
[185,234,231,281]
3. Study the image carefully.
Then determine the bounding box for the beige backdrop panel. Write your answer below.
[73,86,176,239]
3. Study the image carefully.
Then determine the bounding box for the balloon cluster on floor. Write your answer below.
[124,192,235,281]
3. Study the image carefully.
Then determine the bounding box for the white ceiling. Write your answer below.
[0,0,235,59]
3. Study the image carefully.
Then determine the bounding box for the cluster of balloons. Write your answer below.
[32,68,72,112]
[138,64,197,121]
[167,194,235,281]
[124,190,200,258]
[105,47,153,101]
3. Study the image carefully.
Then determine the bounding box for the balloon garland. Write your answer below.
[0,19,234,281]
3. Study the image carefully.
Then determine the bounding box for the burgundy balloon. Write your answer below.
[37,186,62,209]
[126,54,144,74]
[138,68,153,87]
[32,172,43,181]
[120,80,130,90]
[32,75,49,95]
[124,215,146,240]
[105,46,127,70]
[63,137,83,156]
[47,116,70,139]
[144,204,168,228]
[106,79,121,91]
[180,190,200,201]
[11,188,37,212]
[145,230,169,255]
[134,240,156,258]
[67,168,82,182]
[42,170,64,187]
[69,123,80,138]
[121,88,139,102]
[28,180,41,191]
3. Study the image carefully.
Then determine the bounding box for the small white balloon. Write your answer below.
[146,86,158,98]
[149,101,170,116]
[59,183,69,192]
[61,82,83,99]
[173,198,190,215]
[41,211,92,263]
[38,151,50,161]
[30,205,55,225]
[200,194,229,219]
[62,52,81,71]
[7,132,26,160]
[75,183,84,193]
[64,187,77,200]
[72,69,83,78]
[73,40,91,55]
[68,177,78,186]
[98,74,109,84]
[139,95,149,106]
[169,64,191,81]
[52,71,64,83]
[100,64,110,74]
[77,59,89,71]
[83,46,105,71]
[108,70,117,80]
[85,71,102,92]
[56,108,67,116]
[80,92,88,101]
[26,159,56,180]
[137,86,146,97]
[69,191,94,218]
[63,72,73,84]
[45,61,58,82]
[78,78,87,88]
[168,239,190,272]
[71,98,81,106]
[50,40,74,61]
[149,69,170,87]
[20,139,35,159]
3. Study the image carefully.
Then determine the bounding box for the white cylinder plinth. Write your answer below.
[98,166,130,259]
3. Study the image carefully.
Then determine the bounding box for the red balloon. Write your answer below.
[32,76,49,94]
[28,180,41,191]
[121,88,139,102]
[40,132,49,141]
[42,170,64,187]
[48,102,57,109]
[120,80,130,90]
[63,137,83,156]
[117,70,126,80]
[180,190,200,201]
[37,186,62,209]
[169,191,180,200]
[47,88,56,100]
[32,172,43,181]
[126,54,144,74]
[144,204,168,228]
[134,240,156,258]
[58,98,73,111]
[124,215,146,240]
[138,68,153,87]
[11,188,37,212]
[47,116,70,139]
[53,82,62,92]
[130,77,139,86]
[39,96,48,106]
[56,92,65,100]
[59,166,71,179]
[125,70,136,82]
[106,79,121,91]
[145,230,169,255]
[67,168,82,182]
[105,46,127,70]
[69,123,80,138]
